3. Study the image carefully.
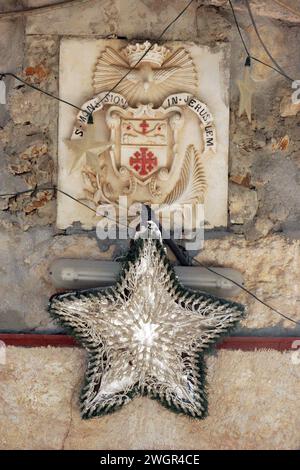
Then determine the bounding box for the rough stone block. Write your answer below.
[229,183,258,225]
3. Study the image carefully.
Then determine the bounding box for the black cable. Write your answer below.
[228,0,295,82]
[145,204,191,266]
[0,185,97,214]
[192,257,300,326]
[245,0,294,82]
[0,0,195,125]
[0,72,93,123]
[228,0,250,57]
[0,0,90,18]
[249,55,292,76]
[1,186,299,325]
[0,185,128,228]
[85,0,195,111]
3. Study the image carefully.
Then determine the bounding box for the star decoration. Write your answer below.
[65,135,111,174]
[237,63,256,122]
[49,233,245,419]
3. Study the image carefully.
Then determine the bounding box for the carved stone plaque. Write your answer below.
[57,39,230,230]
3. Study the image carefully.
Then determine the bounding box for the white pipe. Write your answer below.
[49,259,244,297]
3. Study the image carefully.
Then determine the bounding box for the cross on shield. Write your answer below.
[120,118,168,181]
[129,147,158,177]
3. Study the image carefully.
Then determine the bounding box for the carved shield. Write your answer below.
[120,118,168,180]
[106,105,184,186]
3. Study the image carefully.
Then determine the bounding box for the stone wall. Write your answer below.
[0,0,299,333]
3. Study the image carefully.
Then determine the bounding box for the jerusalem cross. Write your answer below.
[129,147,158,176]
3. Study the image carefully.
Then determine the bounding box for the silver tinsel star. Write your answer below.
[49,232,245,419]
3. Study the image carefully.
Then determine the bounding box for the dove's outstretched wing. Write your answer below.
[93,46,198,106]
[93,47,140,98]
[153,48,198,95]
[161,145,207,211]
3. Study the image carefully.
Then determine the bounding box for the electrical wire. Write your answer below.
[0,185,299,326]
[0,0,298,325]
[0,72,93,119]
[228,0,295,82]
[192,257,300,326]
[84,0,195,111]
[0,0,92,18]
[228,0,250,57]
[0,185,128,228]
[0,0,195,124]
[245,0,294,81]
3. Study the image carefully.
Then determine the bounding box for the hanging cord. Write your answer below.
[144,204,190,265]
[228,0,295,82]
[192,257,300,326]
[0,187,299,325]
[144,206,300,326]
[0,72,94,123]
[0,185,128,228]
[245,0,294,81]
[228,0,250,57]
[0,0,195,123]
[0,0,92,19]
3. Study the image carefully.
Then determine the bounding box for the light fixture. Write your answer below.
[49,258,244,297]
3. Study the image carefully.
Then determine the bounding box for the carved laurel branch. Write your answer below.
[81,162,139,210]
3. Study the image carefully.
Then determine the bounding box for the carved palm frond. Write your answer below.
[160,144,207,211]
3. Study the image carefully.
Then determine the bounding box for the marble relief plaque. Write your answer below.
[57,38,230,230]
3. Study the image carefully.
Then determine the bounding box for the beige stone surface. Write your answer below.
[0,347,299,450]
[200,235,300,329]
[25,0,198,39]
[280,96,300,118]
[229,184,258,225]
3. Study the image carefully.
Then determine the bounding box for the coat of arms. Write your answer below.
[59,40,225,230]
